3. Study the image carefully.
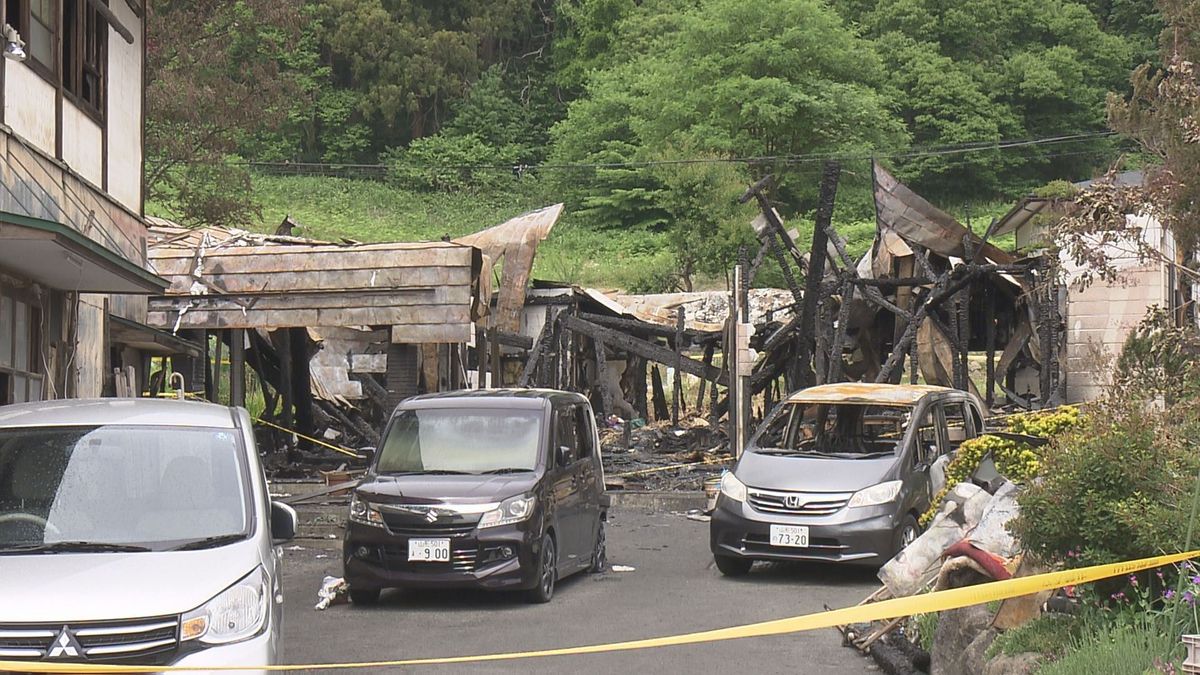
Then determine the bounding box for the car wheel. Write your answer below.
[714,554,753,577]
[895,514,920,554]
[526,535,557,604]
[590,521,607,573]
[350,587,380,606]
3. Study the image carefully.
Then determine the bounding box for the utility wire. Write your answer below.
[226,130,1123,176]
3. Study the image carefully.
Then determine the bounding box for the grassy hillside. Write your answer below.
[154,174,1019,292]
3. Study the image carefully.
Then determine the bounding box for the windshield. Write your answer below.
[377,409,543,474]
[0,425,251,552]
[752,402,912,458]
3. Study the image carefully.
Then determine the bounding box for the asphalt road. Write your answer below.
[281,507,879,674]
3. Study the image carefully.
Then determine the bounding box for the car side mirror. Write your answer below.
[270,501,297,543]
[556,445,574,467]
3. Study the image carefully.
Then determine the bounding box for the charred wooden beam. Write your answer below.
[650,366,669,421]
[492,330,534,350]
[518,313,557,387]
[561,314,728,386]
[577,312,718,343]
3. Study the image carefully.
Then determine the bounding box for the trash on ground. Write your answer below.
[314,576,349,610]
[611,565,636,572]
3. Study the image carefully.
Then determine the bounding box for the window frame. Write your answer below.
[0,288,46,405]
[5,0,107,122]
[61,0,106,121]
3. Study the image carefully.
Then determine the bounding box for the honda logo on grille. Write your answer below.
[783,495,804,510]
[45,627,83,660]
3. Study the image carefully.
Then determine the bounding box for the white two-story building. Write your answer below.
[0,0,195,404]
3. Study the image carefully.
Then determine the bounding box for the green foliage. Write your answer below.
[919,407,1085,526]
[854,0,1137,200]
[1114,306,1200,404]
[1010,396,1200,569]
[1032,180,1080,199]
[1035,619,1183,675]
[550,0,907,276]
[985,613,1081,660]
[385,134,521,193]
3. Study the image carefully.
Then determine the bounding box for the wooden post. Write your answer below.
[634,357,648,420]
[696,343,714,412]
[595,339,613,417]
[985,288,996,407]
[490,331,502,388]
[290,328,314,451]
[673,308,685,424]
[799,162,841,388]
[476,328,488,389]
[277,329,294,451]
[210,331,223,403]
[650,366,669,421]
[827,277,854,383]
[230,328,245,408]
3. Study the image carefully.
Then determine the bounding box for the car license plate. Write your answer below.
[407,538,451,562]
[769,524,809,548]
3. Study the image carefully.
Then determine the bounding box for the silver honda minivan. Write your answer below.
[0,398,296,671]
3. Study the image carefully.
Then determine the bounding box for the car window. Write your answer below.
[913,408,941,466]
[574,406,594,459]
[753,402,912,457]
[942,401,977,451]
[376,409,542,474]
[0,425,251,551]
[555,407,579,467]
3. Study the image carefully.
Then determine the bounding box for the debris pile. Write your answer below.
[598,415,731,491]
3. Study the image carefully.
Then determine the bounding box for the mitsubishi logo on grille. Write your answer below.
[45,627,84,660]
[425,508,440,523]
[783,495,804,510]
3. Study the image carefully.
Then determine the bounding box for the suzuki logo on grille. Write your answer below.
[425,509,440,523]
[46,627,83,660]
[783,495,804,510]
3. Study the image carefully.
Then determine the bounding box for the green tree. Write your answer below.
[550,0,907,272]
[854,0,1135,200]
[320,0,540,147]
[145,0,307,226]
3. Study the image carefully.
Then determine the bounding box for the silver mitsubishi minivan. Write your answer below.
[0,398,296,671]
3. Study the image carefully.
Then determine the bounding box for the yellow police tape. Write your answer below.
[2,548,1196,673]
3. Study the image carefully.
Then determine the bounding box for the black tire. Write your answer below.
[526,535,557,604]
[590,521,607,573]
[350,587,380,606]
[894,514,920,556]
[714,554,753,577]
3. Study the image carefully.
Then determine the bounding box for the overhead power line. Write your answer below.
[228,130,1124,177]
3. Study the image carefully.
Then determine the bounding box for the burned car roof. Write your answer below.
[783,383,955,406]
[399,388,589,411]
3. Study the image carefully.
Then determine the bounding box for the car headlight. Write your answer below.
[349,494,385,528]
[847,480,903,508]
[719,472,747,502]
[181,567,269,645]
[478,494,536,529]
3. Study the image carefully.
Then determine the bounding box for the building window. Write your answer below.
[4,0,107,117]
[63,0,106,117]
[0,293,44,405]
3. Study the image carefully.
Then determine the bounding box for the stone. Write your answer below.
[983,652,1043,675]
[931,605,994,675]
[964,628,999,674]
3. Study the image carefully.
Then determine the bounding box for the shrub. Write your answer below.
[384,134,521,193]
[1009,396,1200,569]
[918,407,1084,526]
